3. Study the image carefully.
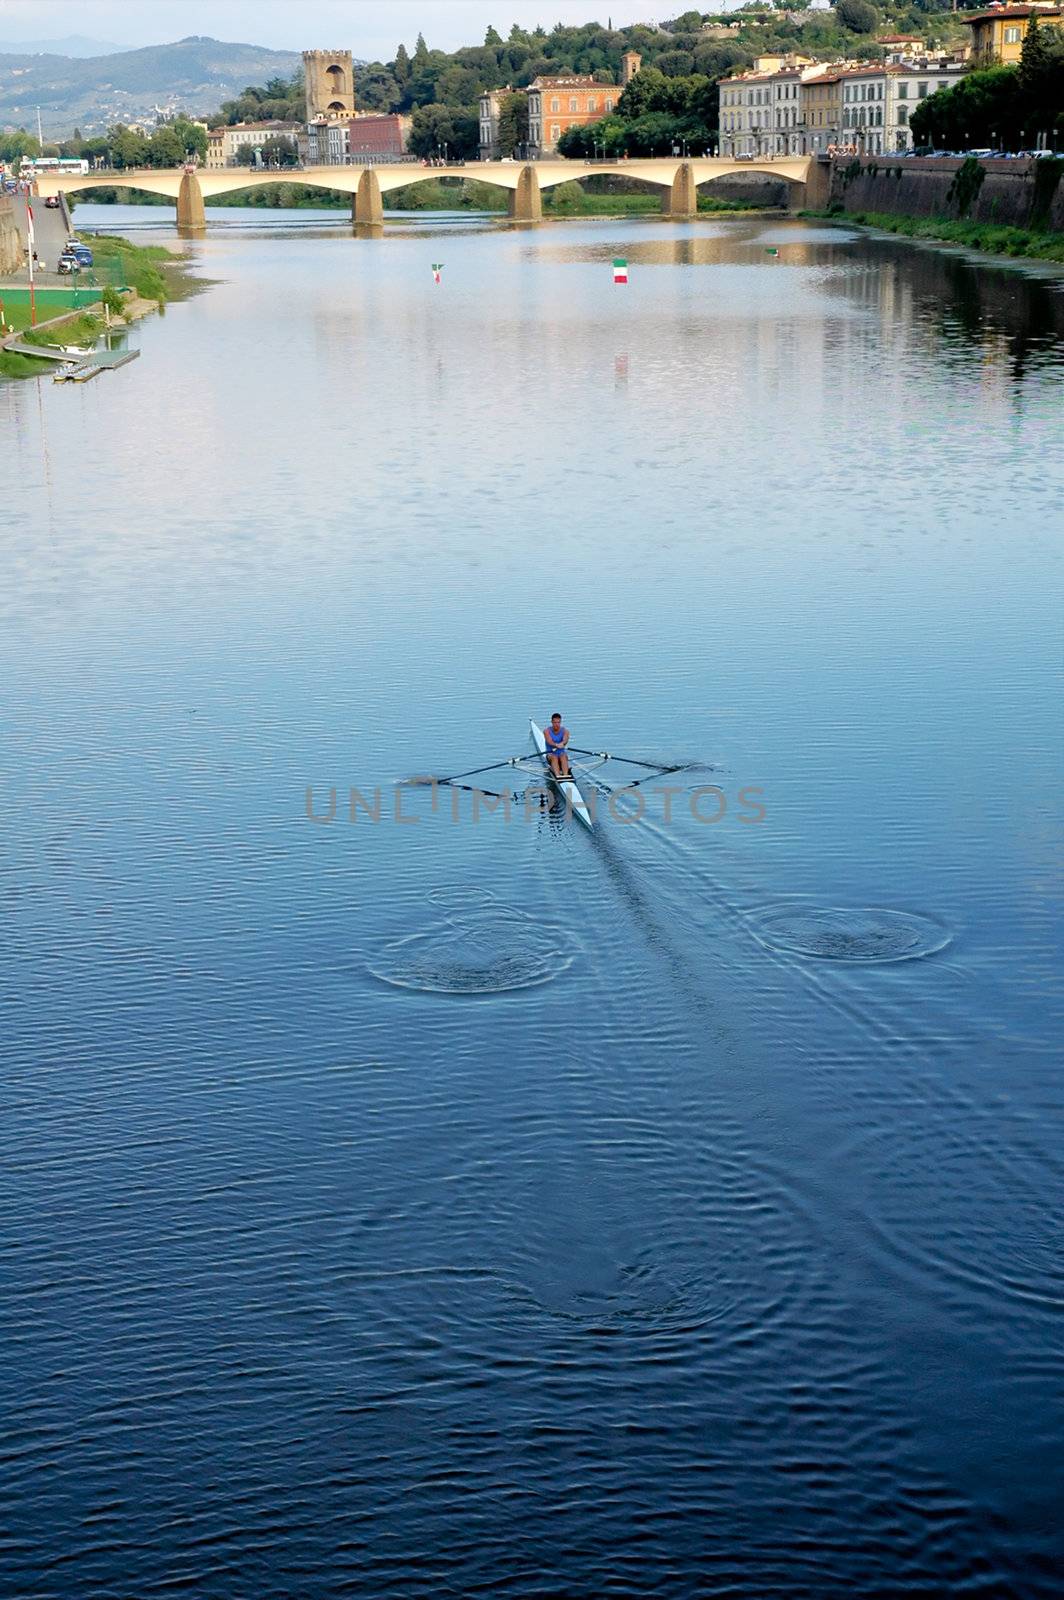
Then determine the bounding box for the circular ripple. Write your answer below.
[839,1112,1063,1314]
[753,907,950,963]
[312,1134,832,1374]
[369,888,577,994]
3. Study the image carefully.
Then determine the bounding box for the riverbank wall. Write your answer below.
[0,198,22,276]
[828,156,1064,231]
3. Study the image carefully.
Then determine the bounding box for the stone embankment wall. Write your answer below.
[0,197,23,275]
[829,156,1064,230]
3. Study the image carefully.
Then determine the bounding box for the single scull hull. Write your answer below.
[530,718,593,829]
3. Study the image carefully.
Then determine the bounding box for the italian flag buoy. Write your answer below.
[765,247,779,257]
[613,257,628,285]
[431,262,443,284]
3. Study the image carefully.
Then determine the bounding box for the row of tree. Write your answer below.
[910,19,1064,150]
[0,118,209,170]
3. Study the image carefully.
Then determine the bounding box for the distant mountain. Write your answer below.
[0,35,302,136]
[0,36,128,58]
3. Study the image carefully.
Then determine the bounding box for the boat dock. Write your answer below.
[52,348,140,382]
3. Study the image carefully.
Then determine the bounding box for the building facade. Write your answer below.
[527,76,618,154]
[718,56,815,157]
[347,113,411,160]
[886,59,968,151]
[719,51,969,158]
[962,4,1063,64]
[479,88,513,160]
[801,70,844,154]
[307,118,348,165]
[302,49,355,120]
[205,121,304,167]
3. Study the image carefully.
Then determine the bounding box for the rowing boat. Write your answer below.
[410,726,688,833]
[530,717,594,829]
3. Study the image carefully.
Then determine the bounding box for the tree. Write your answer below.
[496,91,530,156]
[407,103,479,159]
[0,129,41,166]
[414,32,429,66]
[143,126,186,168]
[1018,16,1064,145]
[260,135,299,169]
[835,0,878,35]
[657,50,696,76]
[394,42,411,83]
[171,117,207,160]
[910,66,1024,151]
[107,124,149,169]
[484,26,503,47]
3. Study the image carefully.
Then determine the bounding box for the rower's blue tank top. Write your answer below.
[546,725,567,749]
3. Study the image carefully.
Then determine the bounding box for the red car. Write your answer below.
[45,195,61,208]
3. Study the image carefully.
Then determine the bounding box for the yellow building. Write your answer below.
[801,70,844,154]
[963,4,1064,65]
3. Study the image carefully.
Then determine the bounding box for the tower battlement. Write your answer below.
[302,49,355,120]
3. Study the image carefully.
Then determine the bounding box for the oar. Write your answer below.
[567,745,684,771]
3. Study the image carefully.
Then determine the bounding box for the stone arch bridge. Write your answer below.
[35,157,818,230]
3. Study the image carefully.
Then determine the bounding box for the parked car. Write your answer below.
[45,194,61,208]
[63,242,93,265]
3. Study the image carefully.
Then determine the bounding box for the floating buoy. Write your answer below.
[431,261,443,284]
[613,256,628,284]
[765,247,779,257]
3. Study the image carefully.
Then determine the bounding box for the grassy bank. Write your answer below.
[82,233,170,299]
[805,207,1064,264]
[22,310,105,347]
[0,230,195,380]
[0,307,106,377]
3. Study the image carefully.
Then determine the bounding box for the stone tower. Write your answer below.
[620,50,642,86]
[303,49,355,120]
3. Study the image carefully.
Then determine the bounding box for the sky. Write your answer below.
[0,0,676,57]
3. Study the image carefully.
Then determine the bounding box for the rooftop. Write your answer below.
[962,3,1062,17]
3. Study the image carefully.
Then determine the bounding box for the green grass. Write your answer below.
[78,233,172,301]
[802,208,1064,263]
[0,286,101,333]
[0,348,53,377]
[22,311,105,348]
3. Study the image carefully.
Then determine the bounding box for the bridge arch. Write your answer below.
[34,156,815,230]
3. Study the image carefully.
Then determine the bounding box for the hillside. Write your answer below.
[0,36,127,58]
[0,35,301,135]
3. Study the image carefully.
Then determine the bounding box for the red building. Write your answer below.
[347,114,412,159]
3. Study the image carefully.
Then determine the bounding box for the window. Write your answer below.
[898,83,908,100]
[550,97,560,112]
[569,97,578,112]
[605,98,614,112]
[938,81,948,91]
[1004,26,1021,43]
[588,97,597,112]
[898,106,908,125]
[550,124,560,141]
[918,82,928,98]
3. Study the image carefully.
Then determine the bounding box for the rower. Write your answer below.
[544,713,571,778]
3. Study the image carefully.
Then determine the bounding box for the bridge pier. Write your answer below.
[508,165,541,224]
[354,168,384,227]
[665,162,697,220]
[800,156,832,213]
[176,170,205,233]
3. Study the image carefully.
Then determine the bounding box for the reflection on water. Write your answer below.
[1,208,1062,1598]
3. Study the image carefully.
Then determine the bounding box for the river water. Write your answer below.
[2,205,1062,1597]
